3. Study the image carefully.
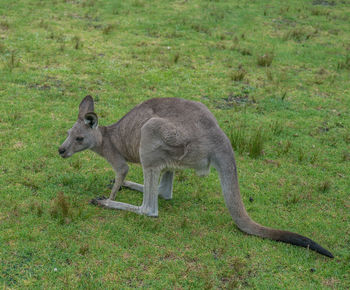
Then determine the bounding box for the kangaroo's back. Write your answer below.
[109,98,220,162]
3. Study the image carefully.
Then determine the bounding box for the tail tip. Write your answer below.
[321,249,334,259]
[311,243,334,258]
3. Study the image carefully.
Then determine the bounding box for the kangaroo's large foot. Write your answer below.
[122,181,144,192]
[90,196,157,216]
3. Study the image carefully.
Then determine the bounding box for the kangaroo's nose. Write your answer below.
[58,148,66,155]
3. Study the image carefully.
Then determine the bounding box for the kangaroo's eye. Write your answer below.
[76,137,84,142]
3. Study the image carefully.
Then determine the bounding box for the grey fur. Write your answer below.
[58,96,333,257]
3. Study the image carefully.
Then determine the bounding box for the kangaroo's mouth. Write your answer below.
[58,148,71,158]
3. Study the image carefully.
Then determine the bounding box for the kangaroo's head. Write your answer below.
[58,95,101,158]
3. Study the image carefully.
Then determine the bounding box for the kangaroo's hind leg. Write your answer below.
[158,171,174,200]
[137,117,186,215]
[138,167,161,216]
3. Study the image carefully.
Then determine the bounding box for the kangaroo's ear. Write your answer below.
[84,112,98,129]
[78,95,94,119]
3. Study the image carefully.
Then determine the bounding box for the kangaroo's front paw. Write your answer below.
[90,196,108,206]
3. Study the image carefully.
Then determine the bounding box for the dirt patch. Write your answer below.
[312,0,336,6]
[215,94,256,109]
[28,76,63,91]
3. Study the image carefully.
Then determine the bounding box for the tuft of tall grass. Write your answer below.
[229,127,265,158]
[286,193,301,205]
[191,23,210,34]
[173,52,180,64]
[73,36,82,49]
[2,50,20,70]
[283,27,316,42]
[319,180,331,193]
[266,68,273,81]
[298,148,305,162]
[132,0,145,8]
[229,126,246,154]
[50,191,71,224]
[102,24,116,35]
[270,120,283,135]
[311,7,330,16]
[230,66,246,82]
[257,53,274,67]
[38,20,48,29]
[337,55,350,70]
[248,129,264,158]
[0,20,9,30]
[82,0,96,8]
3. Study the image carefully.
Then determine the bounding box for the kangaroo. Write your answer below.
[58,95,333,258]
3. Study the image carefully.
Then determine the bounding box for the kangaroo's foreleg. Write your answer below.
[123,170,174,200]
[109,161,129,201]
[93,166,161,216]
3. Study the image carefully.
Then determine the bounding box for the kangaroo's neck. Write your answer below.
[90,126,114,158]
[91,107,151,163]
[91,123,136,164]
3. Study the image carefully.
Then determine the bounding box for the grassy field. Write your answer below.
[1,0,349,288]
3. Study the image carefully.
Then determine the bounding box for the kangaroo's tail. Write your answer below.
[213,141,334,258]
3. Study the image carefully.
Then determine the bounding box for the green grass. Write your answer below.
[1,0,349,288]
